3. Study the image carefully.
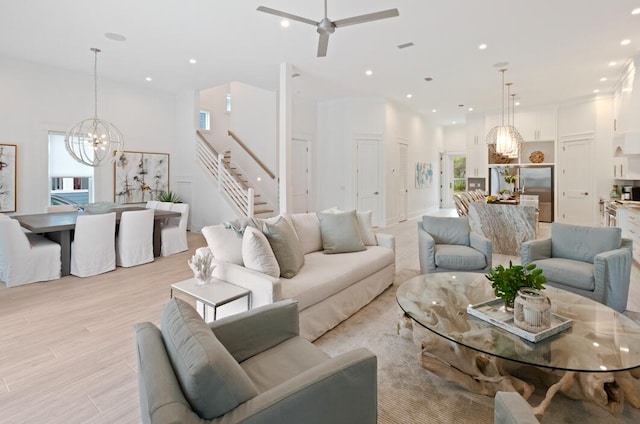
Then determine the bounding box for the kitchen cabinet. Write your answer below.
[514,108,557,141]
[613,155,640,180]
[466,113,486,146]
[616,207,640,264]
[466,144,488,178]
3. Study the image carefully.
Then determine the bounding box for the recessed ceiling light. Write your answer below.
[622,87,633,92]
[593,89,600,93]
[145,77,152,82]
[365,69,373,76]
[600,77,607,82]
[452,121,457,124]
[432,109,437,113]
[479,43,487,50]
[406,94,413,99]
[104,32,126,42]
[468,107,474,111]
[515,101,520,106]
[280,20,290,28]
[609,61,618,66]
[621,39,631,46]
[189,58,197,64]
[632,8,640,15]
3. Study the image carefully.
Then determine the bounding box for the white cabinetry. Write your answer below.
[466,114,487,178]
[613,155,640,179]
[515,108,557,141]
[617,207,640,263]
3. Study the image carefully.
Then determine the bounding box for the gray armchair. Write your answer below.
[135,298,377,424]
[418,215,492,274]
[521,222,632,312]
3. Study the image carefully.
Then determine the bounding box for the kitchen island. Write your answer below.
[467,201,536,255]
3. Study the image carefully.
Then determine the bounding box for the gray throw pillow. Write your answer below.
[317,210,366,254]
[262,216,305,278]
[160,298,258,419]
[421,215,470,246]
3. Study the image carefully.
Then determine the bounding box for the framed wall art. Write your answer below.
[114,151,169,204]
[415,162,433,189]
[0,144,17,212]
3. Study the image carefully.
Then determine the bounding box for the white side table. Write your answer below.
[170,278,251,321]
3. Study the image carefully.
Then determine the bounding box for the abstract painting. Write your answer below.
[415,162,433,189]
[0,144,17,212]
[114,151,169,204]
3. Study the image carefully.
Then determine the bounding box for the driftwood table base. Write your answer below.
[399,313,640,417]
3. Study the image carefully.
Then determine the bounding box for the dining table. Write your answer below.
[12,207,181,276]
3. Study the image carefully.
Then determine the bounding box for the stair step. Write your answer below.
[254,201,267,206]
[254,209,274,215]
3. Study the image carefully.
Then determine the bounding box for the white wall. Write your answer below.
[443,125,466,152]
[0,57,178,215]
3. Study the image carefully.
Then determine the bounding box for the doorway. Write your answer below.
[356,138,383,226]
[292,138,310,213]
[442,153,466,208]
[558,137,592,225]
[48,132,94,206]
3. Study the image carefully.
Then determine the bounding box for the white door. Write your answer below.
[439,153,451,208]
[558,138,592,225]
[398,143,408,222]
[291,138,310,213]
[356,138,383,226]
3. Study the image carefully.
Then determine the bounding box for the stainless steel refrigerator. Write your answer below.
[519,166,554,222]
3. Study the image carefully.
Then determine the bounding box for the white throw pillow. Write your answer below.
[290,213,322,254]
[356,210,377,246]
[201,225,243,265]
[242,226,280,278]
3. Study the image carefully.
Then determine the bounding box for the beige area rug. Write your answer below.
[314,270,640,424]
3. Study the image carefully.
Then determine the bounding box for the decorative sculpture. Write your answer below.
[188,248,216,286]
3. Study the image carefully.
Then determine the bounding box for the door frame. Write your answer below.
[442,151,465,208]
[291,137,311,213]
[397,139,409,222]
[354,136,384,227]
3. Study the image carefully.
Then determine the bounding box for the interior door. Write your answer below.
[398,142,408,222]
[291,138,309,213]
[356,138,382,226]
[559,138,592,225]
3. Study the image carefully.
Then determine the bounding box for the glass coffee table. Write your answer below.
[396,272,640,416]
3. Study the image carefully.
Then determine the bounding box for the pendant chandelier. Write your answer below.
[65,48,124,167]
[486,68,523,159]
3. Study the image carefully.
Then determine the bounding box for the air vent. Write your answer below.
[397,42,414,49]
[291,73,301,78]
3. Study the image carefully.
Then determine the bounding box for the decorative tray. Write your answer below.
[466,298,573,343]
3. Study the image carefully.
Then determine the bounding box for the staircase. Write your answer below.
[196,130,275,218]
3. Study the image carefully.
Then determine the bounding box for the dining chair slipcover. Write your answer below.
[116,209,154,268]
[160,203,189,256]
[70,212,116,277]
[0,219,61,287]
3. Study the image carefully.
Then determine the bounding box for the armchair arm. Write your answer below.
[521,238,551,265]
[375,233,395,254]
[209,300,299,363]
[218,348,377,424]
[593,245,632,312]
[470,232,492,269]
[213,260,282,309]
[417,222,437,273]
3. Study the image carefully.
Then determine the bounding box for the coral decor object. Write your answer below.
[188,248,216,286]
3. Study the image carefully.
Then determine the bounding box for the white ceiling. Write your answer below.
[1,0,640,125]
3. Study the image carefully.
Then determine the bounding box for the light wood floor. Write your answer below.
[0,215,638,423]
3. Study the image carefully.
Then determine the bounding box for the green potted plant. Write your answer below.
[499,166,518,195]
[158,190,182,203]
[485,261,546,309]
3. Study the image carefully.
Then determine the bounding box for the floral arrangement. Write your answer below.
[188,248,216,285]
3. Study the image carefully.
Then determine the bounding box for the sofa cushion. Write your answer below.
[289,213,322,254]
[242,226,280,278]
[317,210,366,254]
[422,216,470,246]
[263,216,305,278]
[532,258,595,291]
[356,210,377,246]
[551,223,621,264]
[160,298,258,419]
[435,244,487,270]
[240,336,329,392]
[202,225,243,266]
[281,246,394,311]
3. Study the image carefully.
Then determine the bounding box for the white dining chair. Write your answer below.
[0,219,61,287]
[116,209,154,268]
[70,212,116,277]
[0,213,9,220]
[47,205,78,213]
[160,203,190,256]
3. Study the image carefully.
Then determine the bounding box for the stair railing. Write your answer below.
[227,130,276,180]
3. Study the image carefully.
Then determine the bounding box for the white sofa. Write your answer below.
[201,211,395,341]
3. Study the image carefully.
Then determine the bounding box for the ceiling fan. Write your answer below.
[257,1,399,57]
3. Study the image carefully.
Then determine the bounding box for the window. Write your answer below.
[48,132,94,206]
[225,93,232,113]
[453,156,467,193]
[199,110,210,131]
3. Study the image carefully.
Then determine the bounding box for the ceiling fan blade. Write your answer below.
[256,6,318,26]
[317,32,330,57]
[333,8,399,28]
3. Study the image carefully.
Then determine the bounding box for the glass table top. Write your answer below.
[396,272,640,373]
